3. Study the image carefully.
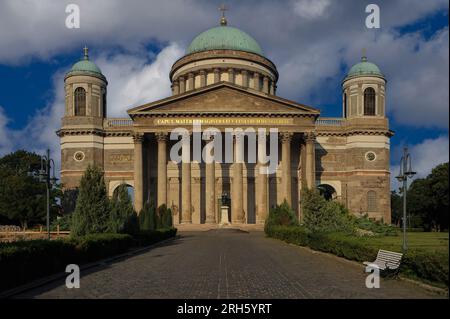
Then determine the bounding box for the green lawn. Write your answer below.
[366,232,449,254]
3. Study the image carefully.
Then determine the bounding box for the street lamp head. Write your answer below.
[50,176,58,186]
[405,170,417,178]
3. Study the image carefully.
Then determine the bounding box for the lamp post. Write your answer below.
[395,147,416,252]
[38,149,58,240]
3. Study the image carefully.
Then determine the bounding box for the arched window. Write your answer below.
[112,184,134,203]
[343,93,347,117]
[367,191,377,212]
[364,87,376,116]
[74,87,86,116]
[102,91,107,117]
[317,184,337,201]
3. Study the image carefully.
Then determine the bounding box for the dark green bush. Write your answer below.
[401,250,449,286]
[301,188,355,234]
[67,233,133,262]
[266,225,448,287]
[139,201,156,231]
[355,215,398,236]
[0,229,177,292]
[264,200,298,232]
[71,165,110,236]
[108,183,139,235]
[50,214,72,231]
[133,228,177,247]
[0,239,76,292]
[157,204,173,229]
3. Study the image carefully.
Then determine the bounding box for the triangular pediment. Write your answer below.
[127,82,320,116]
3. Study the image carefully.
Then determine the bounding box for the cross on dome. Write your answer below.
[219,4,228,26]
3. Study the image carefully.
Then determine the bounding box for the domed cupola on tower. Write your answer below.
[342,54,386,119]
[169,13,278,95]
[64,47,108,120]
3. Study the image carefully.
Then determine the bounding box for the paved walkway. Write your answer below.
[16,230,443,299]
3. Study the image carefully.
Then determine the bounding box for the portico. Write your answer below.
[128,82,319,225]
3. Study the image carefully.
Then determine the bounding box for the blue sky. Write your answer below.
[0,0,448,190]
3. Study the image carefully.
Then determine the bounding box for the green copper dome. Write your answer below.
[186,25,264,56]
[346,56,383,79]
[70,60,102,74]
[66,47,105,79]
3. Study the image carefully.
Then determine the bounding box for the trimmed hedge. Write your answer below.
[266,225,448,287]
[133,228,178,247]
[0,228,177,292]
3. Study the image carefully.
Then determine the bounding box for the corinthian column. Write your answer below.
[199,70,206,87]
[256,133,268,224]
[263,76,269,94]
[205,133,216,224]
[281,132,293,205]
[214,68,220,83]
[232,134,244,223]
[156,132,167,208]
[181,132,192,223]
[228,68,235,84]
[179,76,186,93]
[133,133,144,213]
[305,132,316,189]
[187,72,194,91]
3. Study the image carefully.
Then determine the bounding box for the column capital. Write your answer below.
[304,131,317,143]
[188,72,194,79]
[133,132,144,143]
[213,68,220,73]
[155,131,168,142]
[233,133,244,143]
[199,69,206,75]
[280,132,293,144]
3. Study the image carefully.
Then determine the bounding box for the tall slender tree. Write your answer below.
[71,165,110,236]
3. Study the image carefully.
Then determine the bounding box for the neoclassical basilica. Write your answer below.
[58,15,393,225]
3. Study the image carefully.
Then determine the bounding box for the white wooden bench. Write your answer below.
[363,249,403,277]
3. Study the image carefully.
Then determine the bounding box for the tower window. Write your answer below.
[102,91,107,117]
[364,87,376,116]
[74,87,86,116]
[367,190,377,212]
[343,93,347,117]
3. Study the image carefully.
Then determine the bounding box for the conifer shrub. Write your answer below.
[301,188,355,234]
[139,201,156,231]
[157,204,173,229]
[264,200,298,233]
[71,165,110,237]
[108,183,139,235]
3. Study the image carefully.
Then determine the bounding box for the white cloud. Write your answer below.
[0,106,14,155]
[292,0,331,19]
[0,43,182,171]
[391,135,449,190]
[0,0,448,164]
[96,43,183,117]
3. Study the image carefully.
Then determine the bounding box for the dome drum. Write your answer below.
[170,50,278,95]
